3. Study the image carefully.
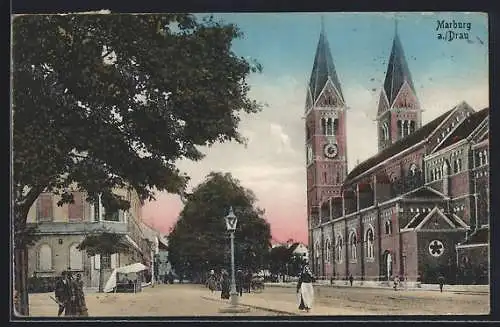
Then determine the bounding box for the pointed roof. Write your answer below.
[383,22,416,107]
[308,23,344,105]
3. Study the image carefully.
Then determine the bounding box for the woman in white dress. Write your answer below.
[296,259,315,312]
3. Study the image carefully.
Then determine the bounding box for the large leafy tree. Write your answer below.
[12,14,262,315]
[168,172,272,282]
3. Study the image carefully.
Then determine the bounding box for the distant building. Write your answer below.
[290,243,309,261]
[26,186,154,289]
[140,222,169,282]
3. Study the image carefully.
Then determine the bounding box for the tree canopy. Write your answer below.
[12,13,262,245]
[168,172,272,280]
[268,243,305,277]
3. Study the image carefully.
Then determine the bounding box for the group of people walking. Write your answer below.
[207,259,316,313]
[54,271,88,317]
[206,268,255,299]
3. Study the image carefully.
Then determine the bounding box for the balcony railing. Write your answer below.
[28,221,128,235]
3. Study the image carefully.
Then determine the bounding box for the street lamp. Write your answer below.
[220,206,250,313]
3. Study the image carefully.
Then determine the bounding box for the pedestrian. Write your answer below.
[207,270,217,293]
[220,270,230,300]
[296,258,315,313]
[393,275,400,291]
[54,271,69,317]
[64,272,77,316]
[438,275,445,293]
[236,269,244,297]
[72,273,89,316]
[349,274,354,287]
[245,270,252,293]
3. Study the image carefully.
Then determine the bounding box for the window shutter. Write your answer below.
[69,192,84,221]
[94,254,101,270]
[37,194,53,222]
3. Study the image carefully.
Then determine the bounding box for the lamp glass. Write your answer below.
[225,207,238,232]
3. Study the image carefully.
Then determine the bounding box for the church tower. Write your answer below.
[305,20,348,232]
[377,21,422,152]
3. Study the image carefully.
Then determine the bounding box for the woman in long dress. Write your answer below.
[220,270,230,300]
[73,273,89,316]
[296,260,315,312]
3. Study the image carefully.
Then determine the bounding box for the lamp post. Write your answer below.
[220,206,250,313]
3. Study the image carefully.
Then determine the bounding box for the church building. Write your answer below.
[305,22,489,285]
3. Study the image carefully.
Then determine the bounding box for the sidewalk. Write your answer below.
[200,291,361,316]
[264,282,489,294]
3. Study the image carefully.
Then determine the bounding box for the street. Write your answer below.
[28,283,489,317]
[259,284,490,315]
[28,284,280,317]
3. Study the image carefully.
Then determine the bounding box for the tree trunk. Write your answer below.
[14,246,29,316]
[98,256,105,293]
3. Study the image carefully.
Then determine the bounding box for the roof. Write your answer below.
[434,108,489,152]
[460,227,489,246]
[345,108,454,184]
[407,212,427,228]
[402,186,447,199]
[306,27,344,107]
[405,209,467,230]
[383,27,416,107]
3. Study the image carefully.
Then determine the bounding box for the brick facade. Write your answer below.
[305,25,489,284]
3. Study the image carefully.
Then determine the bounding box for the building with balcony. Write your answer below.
[26,187,152,289]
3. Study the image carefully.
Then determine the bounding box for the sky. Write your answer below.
[142,12,489,244]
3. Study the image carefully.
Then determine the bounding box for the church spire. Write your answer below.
[306,17,344,109]
[382,19,416,108]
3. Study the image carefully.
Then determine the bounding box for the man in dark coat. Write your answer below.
[438,275,445,293]
[220,270,230,299]
[54,271,69,316]
[236,269,244,297]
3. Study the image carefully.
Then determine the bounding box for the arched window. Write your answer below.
[336,236,343,263]
[325,239,331,262]
[69,243,83,271]
[365,228,375,259]
[349,231,357,260]
[383,122,389,140]
[38,244,52,271]
[321,118,327,135]
[483,150,488,165]
[457,158,462,172]
[479,152,484,166]
[333,119,338,135]
[326,118,334,135]
[385,220,392,235]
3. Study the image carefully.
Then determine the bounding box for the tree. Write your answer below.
[77,230,131,292]
[268,243,305,281]
[269,245,289,279]
[12,14,262,315]
[168,172,272,282]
